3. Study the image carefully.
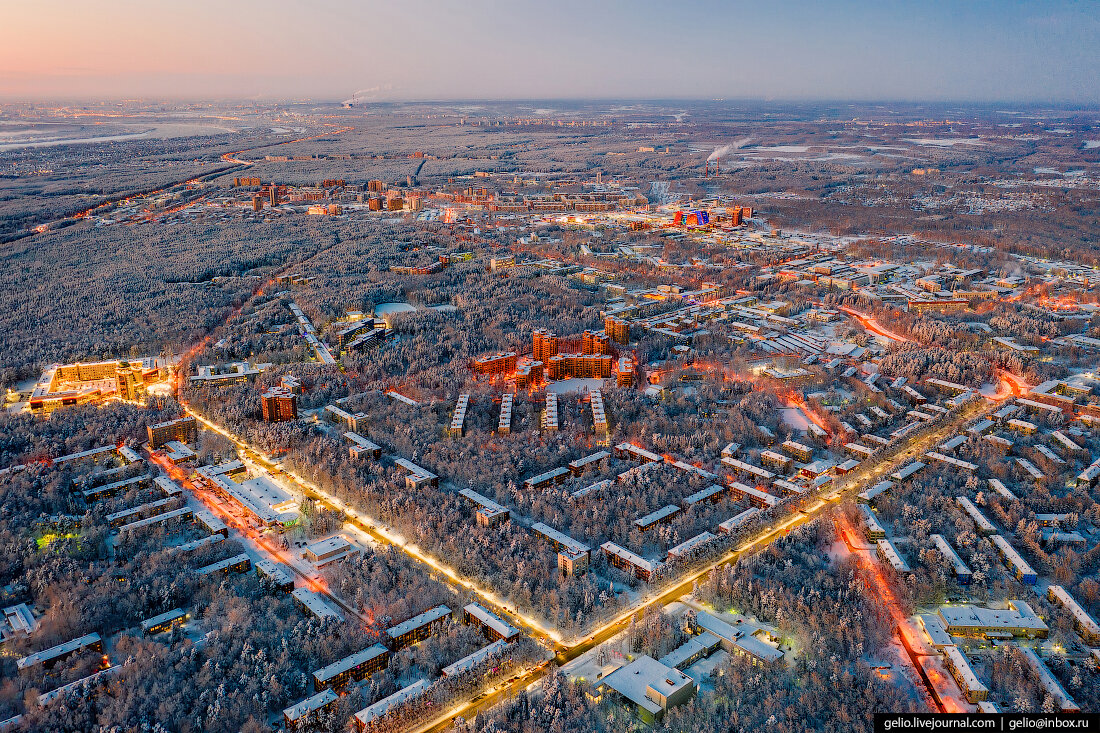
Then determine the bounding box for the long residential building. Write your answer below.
[353,679,430,730]
[990,535,1037,584]
[1047,585,1100,644]
[602,542,658,582]
[313,643,390,690]
[930,534,972,584]
[956,496,996,534]
[462,603,519,642]
[284,689,339,727]
[292,588,342,622]
[441,639,508,677]
[942,645,989,703]
[17,633,103,672]
[386,605,452,650]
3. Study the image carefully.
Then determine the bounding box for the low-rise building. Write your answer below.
[594,655,695,724]
[462,603,519,642]
[386,605,452,650]
[313,643,390,690]
[937,601,1048,639]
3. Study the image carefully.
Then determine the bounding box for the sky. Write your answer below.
[2,0,1098,103]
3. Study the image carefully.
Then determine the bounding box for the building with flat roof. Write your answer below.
[876,538,911,573]
[728,482,779,509]
[196,553,251,577]
[719,507,760,534]
[191,361,269,385]
[658,632,721,670]
[937,601,1047,639]
[930,534,972,584]
[693,611,784,665]
[667,532,716,562]
[344,431,382,460]
[392,457,438,489]
[595,655,695,724]
[386,605,452,650]
[313,643,390,690]
[448,393,470,437]
[942,645,988,703]
[990,535,1037,584]
[261,386,298,422]
[193,508,228,537]
[634,505,681,532]
[194,463,300,528]
[147,416,197,449]
[523,466,570,490]
[497,393,513,434]
[956,496,996,535]
[2,604,38,641]
[568,450,611,475]
[304,536,358,566]
[458,488,510,527]
[859,505,886,540]
[254,559,295,592]
[1018,647,1080,713]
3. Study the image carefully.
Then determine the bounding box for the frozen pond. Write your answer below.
[902,137,983,147]
[546,378,604,394]
[374,302,417,317]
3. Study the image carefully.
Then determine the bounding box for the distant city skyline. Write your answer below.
[2,0,1099,103]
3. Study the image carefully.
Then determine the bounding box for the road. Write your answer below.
[178,392,994,733]
[840,305,911,344]
[147,450,366,624]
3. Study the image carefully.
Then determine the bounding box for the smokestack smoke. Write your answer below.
[706,137,753,162]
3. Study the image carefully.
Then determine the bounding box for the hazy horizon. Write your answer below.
[3,0,1098,104]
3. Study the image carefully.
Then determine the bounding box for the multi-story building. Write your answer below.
[147,416,198,449]
[313,643,390,690]
[605,316,631,344]
[615,356,634,387]
[462,603,519,641]
[533,329,558,363]
[548,353,613,380]
[385,605,452,650]
[515,360,543,387]
[582,329,611,355]
[473,352,517,376]
[261,386,298,422]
